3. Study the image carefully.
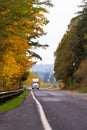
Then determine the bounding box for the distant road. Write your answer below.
[33,89,87,130]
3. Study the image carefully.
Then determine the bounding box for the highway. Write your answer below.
[0,89,87,130]
[33,89,87,130]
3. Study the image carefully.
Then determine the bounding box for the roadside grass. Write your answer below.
[41,83,60,90]
[41,83,52,88]
[79,87,87,93]
[0,90,29,113]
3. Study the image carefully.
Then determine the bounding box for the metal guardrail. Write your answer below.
[0,88,24,104]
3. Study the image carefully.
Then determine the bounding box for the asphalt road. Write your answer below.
[33,89,87,130]
[0,89,87,130]
[0,91,43,130]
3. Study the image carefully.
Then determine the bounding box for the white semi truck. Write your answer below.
[32,78,39,89]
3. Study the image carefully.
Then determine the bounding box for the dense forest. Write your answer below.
[54,1,87,92]
[0,0,53,91]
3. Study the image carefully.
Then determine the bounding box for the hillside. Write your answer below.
[30,64,54,83]
[31,64,54,73]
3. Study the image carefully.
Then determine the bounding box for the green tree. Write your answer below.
[76,1,87,58]
[54,1,87,89]
[54,17,79,84]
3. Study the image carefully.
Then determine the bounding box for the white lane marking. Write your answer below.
[31,91,53,130]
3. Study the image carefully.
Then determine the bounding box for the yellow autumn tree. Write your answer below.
[0,0,53,90]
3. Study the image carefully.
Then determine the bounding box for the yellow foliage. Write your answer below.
[0,0,52,90]
[20,18,35,26]
[7,35,29,53]
[12,21,18,26]
[2,52,22,78]
[60,82,65,88]
[0,9,10,15]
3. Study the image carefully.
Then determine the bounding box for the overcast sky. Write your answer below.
[33,0,83,64]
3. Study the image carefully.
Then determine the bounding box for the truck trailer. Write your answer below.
[32,78,39,89]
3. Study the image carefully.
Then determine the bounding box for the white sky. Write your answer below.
[33,0,83,64]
